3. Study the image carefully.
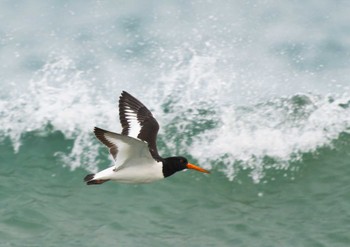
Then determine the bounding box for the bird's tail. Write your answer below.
[84,174,110,185]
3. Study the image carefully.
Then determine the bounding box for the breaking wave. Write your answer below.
[1,55,349,183]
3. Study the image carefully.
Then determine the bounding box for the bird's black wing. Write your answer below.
[119,91,163,162]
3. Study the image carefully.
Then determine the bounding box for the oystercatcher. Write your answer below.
[84,91,209,185]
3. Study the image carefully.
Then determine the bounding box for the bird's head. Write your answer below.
[162,156,210,178]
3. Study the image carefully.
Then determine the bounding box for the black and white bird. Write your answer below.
[84,91,209,185]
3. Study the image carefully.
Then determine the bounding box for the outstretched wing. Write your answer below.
[118,91,163,161]
[94,127,153,168]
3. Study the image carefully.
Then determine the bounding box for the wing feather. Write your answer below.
[119,91,163,161]
[94,127,153,169]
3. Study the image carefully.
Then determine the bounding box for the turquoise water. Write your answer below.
[1,1,350,246]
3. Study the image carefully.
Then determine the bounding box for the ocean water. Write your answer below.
[1,0,350,246]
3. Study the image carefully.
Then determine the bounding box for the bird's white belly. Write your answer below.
[113,164,163,183]
[94,159,164,184]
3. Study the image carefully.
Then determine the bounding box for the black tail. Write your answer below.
[84,174,110,185]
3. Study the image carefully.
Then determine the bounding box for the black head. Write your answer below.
[162,156,210,178]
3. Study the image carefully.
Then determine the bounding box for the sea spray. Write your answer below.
[1,54,350,183]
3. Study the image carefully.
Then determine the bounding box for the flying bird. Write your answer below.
[84,91,209,185]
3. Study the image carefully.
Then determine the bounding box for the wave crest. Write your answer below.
[1,56,349,183]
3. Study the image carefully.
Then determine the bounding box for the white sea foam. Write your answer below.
[1,54,349,183]
[189,94,350,183]
[0,55,118,172]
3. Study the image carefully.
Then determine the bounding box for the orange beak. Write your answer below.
[186,163,210,174]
